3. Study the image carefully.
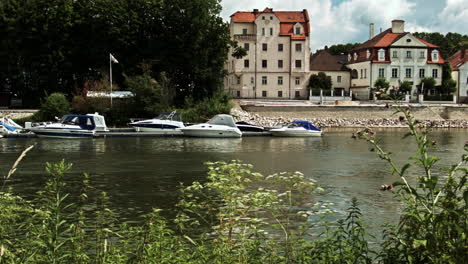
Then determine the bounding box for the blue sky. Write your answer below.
[220,0,468,52]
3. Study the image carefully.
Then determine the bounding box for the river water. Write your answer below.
[0,128,466,239]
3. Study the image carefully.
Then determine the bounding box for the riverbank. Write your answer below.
[232,104,468,128]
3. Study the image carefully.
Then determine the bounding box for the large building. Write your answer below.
[225,8,311,99]
[448,48,468,102]
[346,20,444,100]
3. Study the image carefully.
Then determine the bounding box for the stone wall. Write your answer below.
[241,105,468,121]
[0,109,38,119]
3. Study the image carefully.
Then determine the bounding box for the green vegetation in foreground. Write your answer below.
[1,108,467,263]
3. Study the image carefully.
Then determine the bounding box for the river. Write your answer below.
[0,128,466,240]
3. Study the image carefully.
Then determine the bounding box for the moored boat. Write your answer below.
[129,111,184,134]
[0,117,23,136]
[30,113,108,138]
[180,114,242,138]
[270,120,322,137]
[235,121,265,132]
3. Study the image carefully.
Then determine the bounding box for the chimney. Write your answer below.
[391,19,405,33]
[253,9,259,14]
[369,23,374,39]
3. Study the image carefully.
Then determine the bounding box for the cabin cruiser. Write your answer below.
[0,117,23,136]
[129,111,184,134]
[30,113,108,138]
[180,114,242,138]
[270,120,322,137]
[235,121,265,133]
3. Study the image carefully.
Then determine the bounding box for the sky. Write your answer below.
[220,0,468,52]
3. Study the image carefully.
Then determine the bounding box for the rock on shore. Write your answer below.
[231,108,468,128]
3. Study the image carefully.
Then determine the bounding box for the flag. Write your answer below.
[110,53,119,63]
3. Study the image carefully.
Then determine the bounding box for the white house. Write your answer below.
[448,48,468,103]
[346,20,444,100]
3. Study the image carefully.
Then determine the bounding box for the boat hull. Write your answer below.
[31,129,95,138]
[180,127,242,138]
[270,129,322,137]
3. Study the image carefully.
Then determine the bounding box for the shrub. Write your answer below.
[179,91,232,123]
[35,93,71,121]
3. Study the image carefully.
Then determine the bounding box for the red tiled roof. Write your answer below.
[230,8,310,37]
[417,38,439,48]
[447,48,468,70]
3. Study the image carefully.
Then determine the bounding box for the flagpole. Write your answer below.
[109,53,113,108]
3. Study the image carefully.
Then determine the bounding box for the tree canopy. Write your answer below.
[308,72,332,91]
[0,0,231,107]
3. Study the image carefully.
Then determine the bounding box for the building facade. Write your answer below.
[225,8,311,99]
[346,20,444,100]
[448,48,468,102]
[309,48,350,94]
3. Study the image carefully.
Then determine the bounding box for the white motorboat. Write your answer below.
[129,111,184,135]
[235,121,265,132]
[30,113,108,138]
[180,114,242,138]
[270,120,322,137]
[0,117,23,136]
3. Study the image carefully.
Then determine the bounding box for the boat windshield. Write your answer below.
[60,115,80,125]
[155,111,182,121]
[207,115,236,128]
[60,115,96,130]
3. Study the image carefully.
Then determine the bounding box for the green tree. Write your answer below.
[399,81,412,94]
[36,92,71,121]
[419,77,436,94]
[327,43,360,55]
[440,62,456,94]
[374,77,390,90]
[307,72,332,91]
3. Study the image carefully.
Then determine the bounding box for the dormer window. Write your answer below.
[432,50,439,62]
[353,53,358,61]
[366,50,371,59]
[348,54,351,61]
[378,49,385,61]
[295,26,301,35]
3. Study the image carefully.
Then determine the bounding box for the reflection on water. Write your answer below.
[0,129,466,238]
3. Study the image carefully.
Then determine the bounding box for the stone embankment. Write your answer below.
[231,108,468,128]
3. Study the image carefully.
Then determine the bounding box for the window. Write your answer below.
[405,68,412,78]
[278,60,283,68]
[270,16,273,20]
[432,69,438,78]
[262,76,267,85]
[277,76,283,85]
[250,77,254,84]
[270,28,273,36]
[295,43,302,52]
[262,28,265,36]
[392,68,398,78]
[406,51,412,58]
[244,43,249,51]
[236,76,241,84]
[295,26,301,35]
[353,53,358,61]
[236,91,240,97]
[379,68,385,78]
[420,51,425,58]
[278,91,283,97]
[262,60,267,68]
[295,91,300,98]
[360,69,363,79]
[364,69,367,78]
[419,69,425,78]
[278,44,283,52]
[244,59,249,68]
[366,50,371,59]
[262,16,265,20]
[337,76,342,83]
[432,50,439,61]
[262,43,267,51]
[295,60,302,68]
[378,49,385,61]
[242,28,247,35]
[262,91,267,97]
[295,77,300,85]
[392,50,398,58]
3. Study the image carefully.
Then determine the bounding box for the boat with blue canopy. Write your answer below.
[270,120,322,137]
[30,113,108,138]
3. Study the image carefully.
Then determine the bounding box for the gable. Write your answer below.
[391,33,427,47]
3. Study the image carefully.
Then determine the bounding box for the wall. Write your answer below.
[241,105,468,121]
[0,110,37,120]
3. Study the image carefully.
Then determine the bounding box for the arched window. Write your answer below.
[351,69,358,79]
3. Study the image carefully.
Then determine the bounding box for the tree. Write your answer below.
[374,78,390,90]
[399,81,412,94]
[419,77,436,94]
[307,72,332,91]
[327,43,360,55]
[441,62,456,94]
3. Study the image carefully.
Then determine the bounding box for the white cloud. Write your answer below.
[221,0,466,53]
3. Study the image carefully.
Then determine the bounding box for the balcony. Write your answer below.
[234,34,257,41]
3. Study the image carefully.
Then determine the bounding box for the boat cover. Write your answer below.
[292,120,321,131]
[207,114,237,128]
[61,115,96,130]
[0,121,16,131]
